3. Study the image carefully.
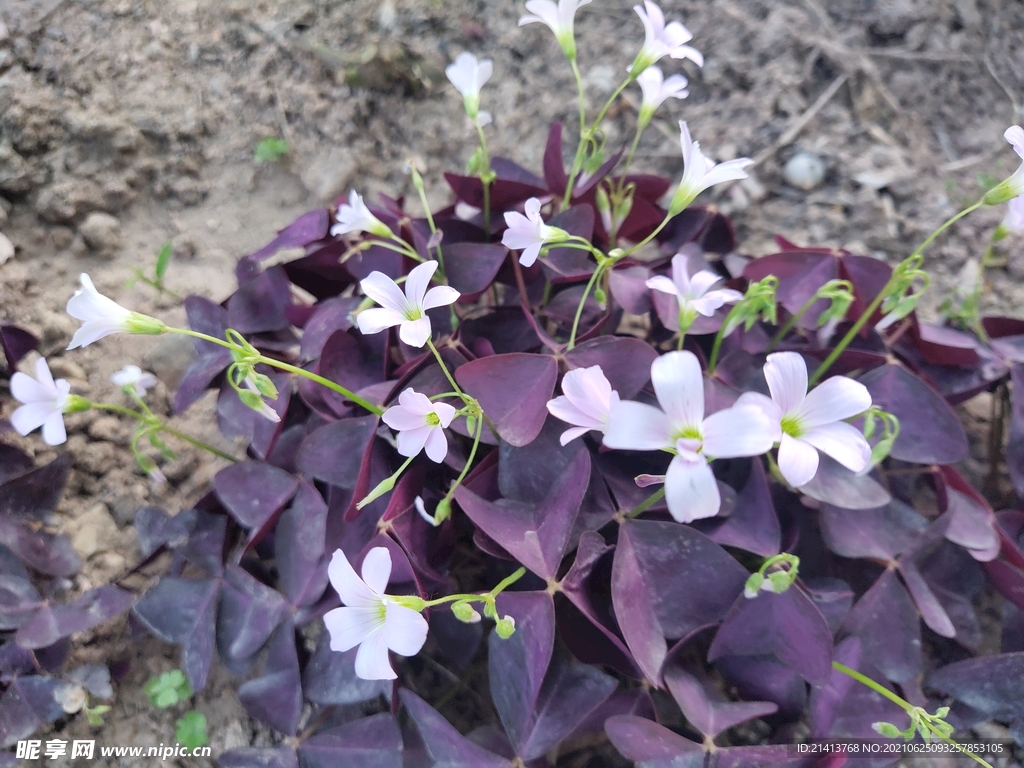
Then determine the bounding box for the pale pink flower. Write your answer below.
[1001,196,1024,235]
[519,0,592,59]
[646,252,742,331]
[66,274,166,349]
[603,351,774,522]
[987,127,1024,204]
[445,52,492,120]
[737,352,872,488]
[635,66,689,127]
[382,388,457,462]
[112,365,157,397]
[10,358,72,446]
[357,260,460,347]
[323,548,428,680]
[501,197,568,267]
[669,121,753,214]
[331,190,394,239]
[631,1,703,76]
[546,365,620,445]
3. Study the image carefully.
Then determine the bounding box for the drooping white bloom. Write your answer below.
[112,365,158,397]
[323,548,429,680]
[985,127,1024,205]
[382,388,457,462]
[10,358,73,446]
[546,365,620,446]
[357,260,460,348]
[242,374,281,424]
[630,1,703,76]
[603,351,774,522]
[445,52,493,120]
[737,352,872,488]
[669,121,754,214]
[518,0,592,59]
[501,197,569,267]
[635,66,689,127]
[1000,196,1024,236]
[330,190,394,239]
[646,252,743,332]
[66,274,167,350]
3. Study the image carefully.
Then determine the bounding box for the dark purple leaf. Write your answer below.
[456,449,590,580]
[604,715,703,766]
[0,325,38,372]
[564,336,658,400]
[238,621,302,736]
[708,588,834,685]
[0,518,80,578]
[488,592,555,751]
[275,481,328,606]
[445,168,547,211]
[178,509,228,576]
[699,459,781,557]
[802,578,854,634]
[214,461,298,530]
[455,354,557,447]
[859,364,968,465]
[0,453,72,521]
[819,500,927,560]
[134,506,196,558]
[798,453,891,510]
[67,664,112,699]
[174,349,232,414]
[0,575,40,631]
[839,569,921,683]
[243,209,330,263]
[217,565,287,663]
[714,655,808,720]
[400,689,513,768]
[1008,365,1024,498]
[612,520,749,683]
[303,633,389,706]
[541,206,596,282]
[0,676,65,747]
[299,297,360,361]
[296,416,378,488]
[663,665,777,739]
[444,243,510,297]
[15,585,133,650]
[0,445,33,486]
[298,713,403,768]
[227,265,293,334]
[543,123,568,195]
[898,559,955,638]
[219,746,298,768]
[927,653,1024,723]
[133,577,219,691]
[943,487,1000,561]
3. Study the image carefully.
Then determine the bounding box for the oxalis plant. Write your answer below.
[3,2,1024,766]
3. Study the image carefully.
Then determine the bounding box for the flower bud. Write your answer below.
[872,722,902,739]
[743,572,764,599]
[357,474,397,510]
[495,615,516,639]
[451,601,482,624]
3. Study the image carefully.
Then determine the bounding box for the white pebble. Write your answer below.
[784,153,826,191]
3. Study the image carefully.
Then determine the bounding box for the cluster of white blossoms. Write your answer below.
[548,351,873,523]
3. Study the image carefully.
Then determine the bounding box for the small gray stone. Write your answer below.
[301,147,356,203]
[78,212,123,257]
[0,21,9,45]
[142,334,198,390]
[0,232,13,265]
[783,152,826,191]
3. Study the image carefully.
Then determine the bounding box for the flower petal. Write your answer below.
[422,285,461,311]
[398,388,434,416]
[519,242,542,267]
[702,405,775,458]
[798,375,872,428]
[354,625,396,680]
[10,370,52,404]
[801,421,872,473]
[700,158,753,188]
[399,316,433,348]
[603,401,673,451]
[360,271,409,314]
[547,397,598,430]
[522,0,560,30]
[404,261,438,308]
[397,424,434,458]
[41,413,67,446]
[384,602,429,656]
[10,402,55,436]
[561,366,613,423]
[383,406,426,432]
[361,547,393,595]
[559,426,591,445]
[68,320,127,349]
[324,606,383,652]
[423,427,449,463]
[764,352,808,415]
[646,274,679,296]
[665,455,720,522]
[651,350,704,427]
[433,401,457,427]
[777,433,819,488]
[328,549,379,608]
[735,391,783,440]
[687,269,722,298]
[357,307,405,336]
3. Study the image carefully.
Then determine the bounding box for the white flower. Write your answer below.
[112,365,158,397]
[986,127,1024,205]
[501,197,569,267]
[635,66,689,127]
[737,352,872,488]
[382,388,457,462]
[1000,196,1024,236]
[519,0,592,59]
[242,374,281,423]
[669,121,754,214]
[445,52,492,120]
[330,190,394,239]
[603,351,774,522]
[10,358,72,446]
[546,365,620,446]
[646,252,743,332]
[357,260,460,348]
[630,1,703,76]
[323,547,428,680]
[66,274,166,350]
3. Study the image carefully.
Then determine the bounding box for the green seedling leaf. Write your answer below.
[144,669,193,709]
[175,711,209,750]
[155,241,172,281]
[254,137,289,164]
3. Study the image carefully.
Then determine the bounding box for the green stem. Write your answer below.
[570,58,587,152]
[908,199,984,262]
[409,163,444,270]
[568,267,604,350]
[422,566,527,609]
[445,417,483,499]
[490,566,528,598]
[616,125,644,196]
[91,403,238,462]
[378,236,427,266]
[426,339,464,398]
[621,211,672,257]
[160,424,239,462]
[563,76,634,207]
[624,486,666,519]
[708,304,744,374]
[475,120,492,237]
[767,291,820,352]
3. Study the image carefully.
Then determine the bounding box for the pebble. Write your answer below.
[0,232,13,265]
[78,212,123,258]
[300,147,356,202]
[0,21,8,45]
[88,416,125,445]
[71,503,118,559]
[783,152,826,190]
[47,357,88,382]
[142,334,198,389]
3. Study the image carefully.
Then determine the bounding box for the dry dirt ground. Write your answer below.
[1,0,1024,764]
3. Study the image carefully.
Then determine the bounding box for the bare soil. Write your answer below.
[1,0,1023,764]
